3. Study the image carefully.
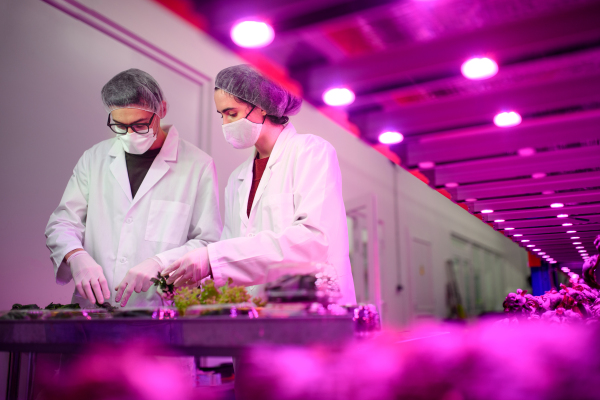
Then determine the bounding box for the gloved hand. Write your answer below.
[582,254,599,288]
[115,257,163,307]
[67,251,111,304]
[163,247,211,287]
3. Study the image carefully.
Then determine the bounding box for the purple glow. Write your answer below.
[481,209,493,214]
[539,252,546,255]
[494,219,505,222]
[557,214,569,218]
[445,182,459,188]
[323,88,355,106]
[378,131,404,144]
[562,267,570,272]
[461,57,498,80]
[549,261,557,264]
[419,161,435,169]
[562,223,573,226]
[466,198,477,202]
[518,147,536,157]
[532,172,547,179]
[550,203,564,208]
[494,111,522,127]
[231,21,275,48]
[542,190,555,195]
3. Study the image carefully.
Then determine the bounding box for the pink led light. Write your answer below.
[493,111,522,127]
[567,231,576,233]
[542,190,555,195]
[521,240,530,242]
[418,161,435,169]
[465,198,477,202]
[513,234,523,237]
[562,267,570,272]
[579,250,586,253]
[504,227,514,230]
[562,223,573,226]
[461,57,498,80]
[518,147,536,157]
[550,261,557,264]
[494,219,505,222]
[576,246,584,249]
[323,88,355,106]
[571,237,580,239]
[557,214,568,218]
[378,131,404,144]
[539,252,546,255]
[533,248,541,252]
[231,21,275,48]
[531,172,546,179]
[527,245,535,248]
[481,209,493,214]
[550,203,564,208]
[445,182,459,188]
[573,242,582,245]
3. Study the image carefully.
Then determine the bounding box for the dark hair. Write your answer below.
[215,88,289,125]
[102,69,165,114]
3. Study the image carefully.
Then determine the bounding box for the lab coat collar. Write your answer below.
[108,126,180,205]
[236,123,298,226]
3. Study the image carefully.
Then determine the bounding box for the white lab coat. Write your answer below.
[45,126,222,308]
[207,123,356,304]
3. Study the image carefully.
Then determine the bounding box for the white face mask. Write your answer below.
[222,106,264,149]
[118,128,157,154]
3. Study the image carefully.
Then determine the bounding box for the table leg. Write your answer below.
[6,352,20,400]
[26,353,36,400]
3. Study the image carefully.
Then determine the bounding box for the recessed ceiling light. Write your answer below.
[527,244,535,247]
[521,240,530,242]
[518,147,536,157]
[504,227,514,230]
[576,246,584,249]
[494,219,505,222]
[571,237,580,239]
[461,57,498,80]
[567,231,576,233]
[550,203,564,208]
[465,198,477,202]
[494,111,522,127]
[533,248,541,252]
[231,21,275,48]
[562,223,573,226]
[323,88,355,106]
[579,250,586,253]
[542,190,555,195]
[514,234,523,237]
[573,242,582,245]
[481,209,493,214]
[418,161,435,169]
[378,131,404,144]
[531,172,546,179]
[557,214,569,218]
[550,261,557,264]
[539,252,546,255]
[445,182,459,188]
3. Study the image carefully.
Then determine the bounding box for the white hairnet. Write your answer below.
[215,64,302,118]
[101,68,168,118]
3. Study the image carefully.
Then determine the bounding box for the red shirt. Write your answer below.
[247,156,269,217]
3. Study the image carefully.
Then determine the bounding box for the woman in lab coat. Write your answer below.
[45,69,222,308]
[164,65,356,304]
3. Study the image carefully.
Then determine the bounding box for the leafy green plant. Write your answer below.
[172,278,259,315]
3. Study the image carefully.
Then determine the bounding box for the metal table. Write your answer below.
[0,315,354,399]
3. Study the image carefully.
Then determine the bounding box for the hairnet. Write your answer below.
[101,68,168,118]
[215,65,302,118]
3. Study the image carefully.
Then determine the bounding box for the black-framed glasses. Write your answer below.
[107,113,155,134]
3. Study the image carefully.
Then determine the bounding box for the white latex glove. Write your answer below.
[115,257,163,307]
[67,251,111,304]
[163,247,210,287]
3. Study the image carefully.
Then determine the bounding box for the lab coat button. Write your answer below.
[120,257,127,263]
[126,218,133,224]
[248,233,255,237]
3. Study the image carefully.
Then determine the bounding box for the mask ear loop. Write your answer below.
[245,105,256,119]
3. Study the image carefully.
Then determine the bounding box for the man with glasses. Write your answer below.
[45,68,222,308]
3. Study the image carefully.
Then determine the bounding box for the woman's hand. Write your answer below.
[163,247,211,287]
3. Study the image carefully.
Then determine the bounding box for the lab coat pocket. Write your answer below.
[145,200,191,245]
[263,193,295,234]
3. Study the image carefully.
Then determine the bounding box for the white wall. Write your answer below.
[0,0,528,325]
